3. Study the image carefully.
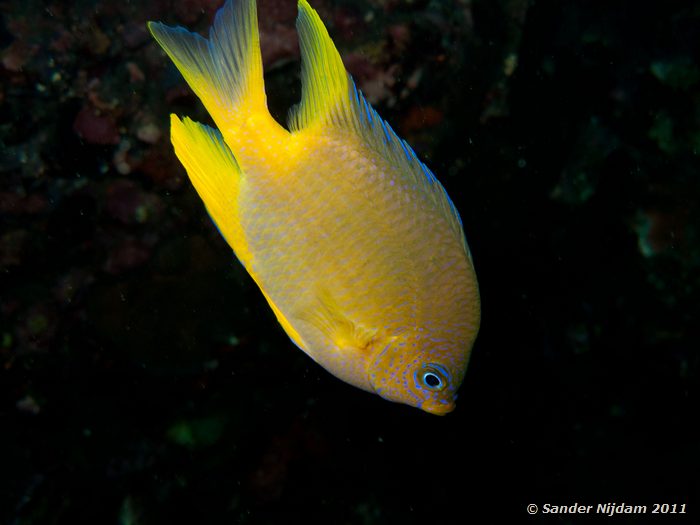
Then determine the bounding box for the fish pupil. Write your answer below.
[423,372,441,388]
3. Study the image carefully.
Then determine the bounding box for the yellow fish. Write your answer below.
[148,0,480,415]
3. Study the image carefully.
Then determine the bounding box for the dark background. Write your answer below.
[1,0,698,523]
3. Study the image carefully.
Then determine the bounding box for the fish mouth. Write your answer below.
[421,399,456,416]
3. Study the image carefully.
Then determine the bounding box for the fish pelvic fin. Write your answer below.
[290,1,467,250]
[170,114,252,264]
[148,0,266,132]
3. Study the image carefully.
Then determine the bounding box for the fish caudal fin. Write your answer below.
[291,0,467,249]
[148,0,266,131]
[170,115,250,262]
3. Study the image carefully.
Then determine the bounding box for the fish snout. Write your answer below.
[421,397,456,416]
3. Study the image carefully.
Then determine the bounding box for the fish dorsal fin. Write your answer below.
[289,0,350,132]
[291,0,467,247]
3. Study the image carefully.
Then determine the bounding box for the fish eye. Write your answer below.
[423,372,442,389]
[417,363,449,391]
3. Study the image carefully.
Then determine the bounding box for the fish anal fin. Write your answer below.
[170,114,251,264]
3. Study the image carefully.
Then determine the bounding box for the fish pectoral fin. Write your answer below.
[298,288,377,355]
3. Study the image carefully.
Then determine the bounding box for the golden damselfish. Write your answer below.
[148,0,480,414]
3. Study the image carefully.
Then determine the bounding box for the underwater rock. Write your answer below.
[53,269,96,306]
[400,105,444,134]
[85,23,111,56]
[126,61,146,83]
[73,106,120,145]
[259,24,299,67]
[249,419,328,504]
[343,53,398,105]
[331,5,364,42]
[0,192,47,214]
[112,139,133,175]
[136,122,162,144]
[16,395,41,415]
[105,179,164,225]
[103,237,151,275]
[138,145,185,190]
[174,0,222,25]
[0,229,28,268]
[121,21,151,50]
[387,23,410,52]
[650,58,700,91]
[15,303,58,353]
[1,40,38,72]
[165,84,196,104]
[257,0,302,66]
[635,209,689,258]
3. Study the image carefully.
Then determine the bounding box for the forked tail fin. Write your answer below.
[148,0,267,131]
